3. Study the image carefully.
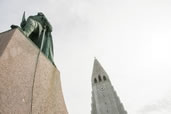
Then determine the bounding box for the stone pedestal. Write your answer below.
[0,29,68,114]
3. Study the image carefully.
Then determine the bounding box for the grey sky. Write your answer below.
[1,0,171,114]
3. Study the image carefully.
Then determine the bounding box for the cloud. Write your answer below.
[138,93,171,114]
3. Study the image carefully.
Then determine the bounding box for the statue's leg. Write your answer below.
[22,18,38,38]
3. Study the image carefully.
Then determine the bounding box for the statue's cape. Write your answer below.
[42,32,54,65]
[32,30,54,65]
[20,14,54,65]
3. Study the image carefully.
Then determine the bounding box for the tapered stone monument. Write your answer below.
[91,59,127,114]
[0,29,68,114]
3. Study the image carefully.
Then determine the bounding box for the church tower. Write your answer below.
[91,59,127,114]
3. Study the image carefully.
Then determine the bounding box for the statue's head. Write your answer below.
[37,12,45,16]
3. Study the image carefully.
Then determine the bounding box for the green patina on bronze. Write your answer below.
[12,12,54,65]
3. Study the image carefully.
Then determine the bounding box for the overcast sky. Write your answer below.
[1,0,171,114]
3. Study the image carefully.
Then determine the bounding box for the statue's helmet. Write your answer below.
[37,12,44,16]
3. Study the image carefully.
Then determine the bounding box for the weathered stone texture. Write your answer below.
[0,29,68,114]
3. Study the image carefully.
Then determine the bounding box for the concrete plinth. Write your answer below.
[0,29,68,114]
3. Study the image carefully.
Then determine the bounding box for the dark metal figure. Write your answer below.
[11,12,54,65]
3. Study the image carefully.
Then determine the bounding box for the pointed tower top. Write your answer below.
[91,58,127,114]
[91,58,110,85]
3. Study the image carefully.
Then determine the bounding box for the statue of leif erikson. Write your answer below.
[11,12,55,65]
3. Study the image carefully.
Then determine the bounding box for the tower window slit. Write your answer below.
[94,78,97,83]
[103,75,107,81]
[98,75,102,82]
[107,109,109,113]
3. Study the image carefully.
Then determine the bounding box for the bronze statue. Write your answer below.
[11,12,54,65]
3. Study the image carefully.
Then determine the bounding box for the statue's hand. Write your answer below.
[11,25,19,29]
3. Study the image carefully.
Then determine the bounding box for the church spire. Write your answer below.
[91,58,110,85]
[91,59,127,114]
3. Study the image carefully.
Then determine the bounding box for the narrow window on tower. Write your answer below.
[107,109,109,113]
[103,75,107,81]
[94,78,97,83]
[98,75,102,82]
